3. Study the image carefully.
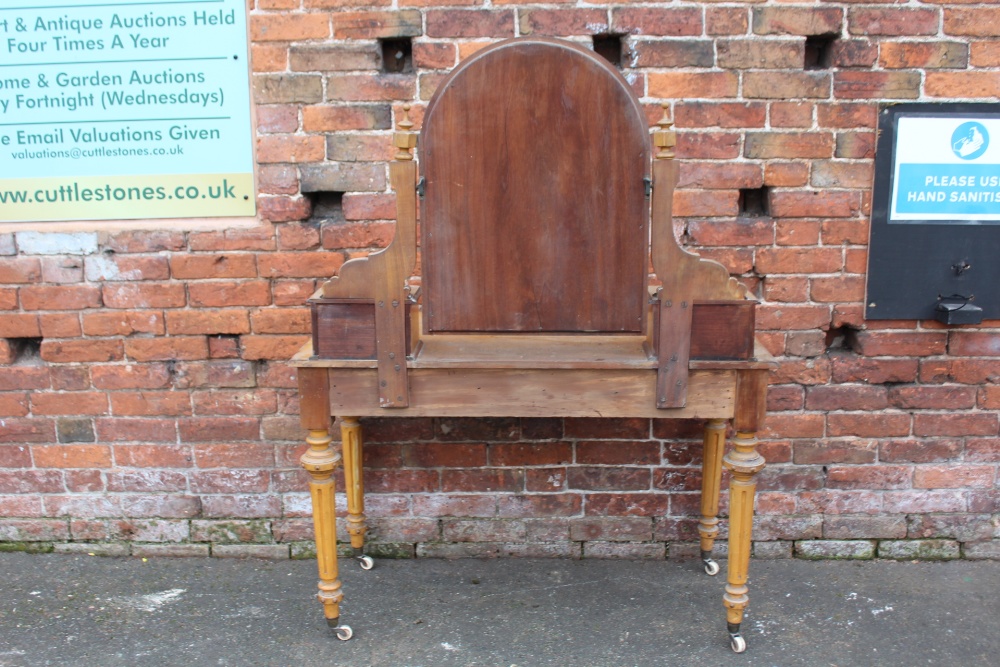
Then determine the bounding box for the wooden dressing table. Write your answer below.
[291,37,772,653]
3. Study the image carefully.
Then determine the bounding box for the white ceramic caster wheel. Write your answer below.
[703,559,720,576]
[730,634,746,653]
[359,555,374,570]
[336,625,354,641]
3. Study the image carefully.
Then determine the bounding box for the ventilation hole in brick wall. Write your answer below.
[8,337,42,365]
[825,325,860,352]
[310,192,344,221]
[593,34,624,68]
[738,187,770,217]
[804,35,837,70]
[381,38,413,74]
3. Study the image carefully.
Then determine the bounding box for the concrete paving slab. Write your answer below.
[0,553,997,666]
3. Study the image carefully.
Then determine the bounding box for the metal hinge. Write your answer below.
[644,177,652,198]
[416,177,426,198]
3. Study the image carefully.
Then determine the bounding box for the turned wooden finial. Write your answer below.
[653,102,676,160]
[393,103,417,161]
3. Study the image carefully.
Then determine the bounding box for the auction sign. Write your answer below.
[0,0,255,222]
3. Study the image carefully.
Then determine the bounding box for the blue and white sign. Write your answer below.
[890,116,1000,223]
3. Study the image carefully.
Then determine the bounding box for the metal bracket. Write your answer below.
[416,177,425,198]
[643,177,652,199]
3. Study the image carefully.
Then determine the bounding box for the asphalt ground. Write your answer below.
[0,553,996,666]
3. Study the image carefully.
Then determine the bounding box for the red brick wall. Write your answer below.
[2,2,998,561]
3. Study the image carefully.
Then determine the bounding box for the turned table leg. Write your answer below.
[340,416,372,570]
[722,430,765,653]
[300,426,353,640]
[698,418,727,576]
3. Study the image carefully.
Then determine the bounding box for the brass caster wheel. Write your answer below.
[358,555,374,570]
[335,625,354,641]
[730,633,746,653]
[703,559,720,576]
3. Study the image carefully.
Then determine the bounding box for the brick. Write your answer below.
[327,135,395,163]
[965,541,1000,560]
[811,161,873,189]
[165,310,250,336]
[823,516,907,540]
[707,7,748,36]
[829,40,878,68]
[879,42,968,69]
[326,74,415,102]
[241,335,309,360]
[300,163,386,193]
[717,39,803,69]
[489,442,571,467]
[908,514,994,542]
[612,8,703,36]
[188,281,271,308]
[303,105,392,132]
[290,44,379,72]
[20,285,100,311]
[756,247,842,274]
[251,14,330,42]
[806,386,887,411]
[673,190,739,217]
[258,196,312,224]
[676,132,741,159]
[0,257,41,283]
[179,417,261,442]
[920,359,1000,384]
[102,283,185,309]
[570,517,652,542]
[442,519,526,543]
[913,413,998,437]
[256,106,298,135]
[108,231,190,253]
[567,467,650,491]
[971,42,1000,67]
[851,331,947,357]
[169,255,257,280]
[259,165,299,196]
[835,132,875,159]
[110,391,193,417]
[193,389,277,416]
[770,191,860,218]
[745,132,833,159]
[89,363,169,390]
[949,332,1000,357]
[849,9,939,36]
[426,10,514,38]
[752,7,843,36]
[258,252,344,278]
[884,490,967,514]
[498,494,581,518]
[188,227,275,253]
[828,413,911,438]
[123,337,207,362]
[794,438,876,465]
[828,465,912,490]
[764,163,809,188]
[519,9,607,36]
[888,386,977,410]
[252,75,323,105]
[834,72,921,100]
[37,313,79,339]
[878,540,960,561]
[85,255,169,282]
[631,40,714,68]
[0,519,69,541]
[817,103,877,129]
[39,256,83,283]
[100,416,178,444]
[754,515,824,540]
[944,8,1000,37]
[40,339,123,363]
[649,72,738,99]
[795,540,875,560]
[770,102,813,129]
[256,135,325,163]
[880,438,963,464]
[673,102,766,129]
[0,313,41,338]
[441,469,521,493]
[810,276,865,303]
[687,219,773,248]
[33,444,111,468]
[678,162,764,190]
[413,42,456,69]
[334,10,422,39]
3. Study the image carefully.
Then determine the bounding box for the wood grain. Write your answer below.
[421,38,650,334]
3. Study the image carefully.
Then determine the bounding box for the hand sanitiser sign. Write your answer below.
[0,0,255,222]
[890,116,1000,223]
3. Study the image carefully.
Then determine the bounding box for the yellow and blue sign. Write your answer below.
[0,0,255,222]
[890,116,1000,223]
